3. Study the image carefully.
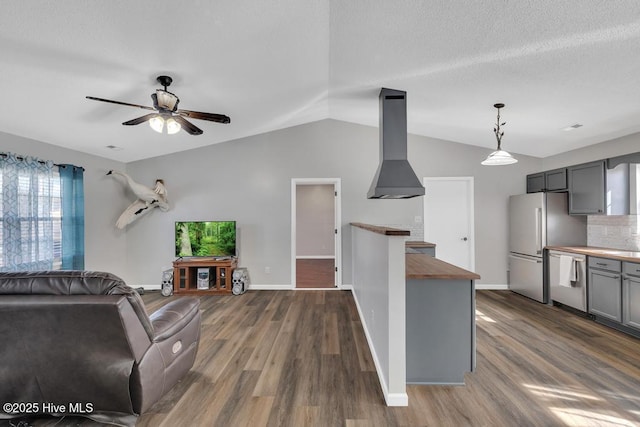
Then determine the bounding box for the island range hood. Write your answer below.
[367,88,425,199]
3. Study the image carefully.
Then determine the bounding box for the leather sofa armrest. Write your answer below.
[149,297,200,342]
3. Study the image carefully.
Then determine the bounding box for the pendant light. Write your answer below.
[481,103,517,166]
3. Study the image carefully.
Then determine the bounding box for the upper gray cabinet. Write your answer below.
[568,161,605,215]
[545,168,568,192]
[526,173,545,193]
[526,168,568,193]
[527,151,640,214]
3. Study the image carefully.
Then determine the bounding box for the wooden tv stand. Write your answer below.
[173,257,238,294]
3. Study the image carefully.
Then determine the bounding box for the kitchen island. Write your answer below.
[406,252,480,384]
[351,223,480,405]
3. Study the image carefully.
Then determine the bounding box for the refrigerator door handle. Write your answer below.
[509,253,543,264]
[535,207,542,254]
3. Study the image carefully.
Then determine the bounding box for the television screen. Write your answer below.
[175,221,236,258]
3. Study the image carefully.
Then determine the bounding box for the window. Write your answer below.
[0,153,83,272]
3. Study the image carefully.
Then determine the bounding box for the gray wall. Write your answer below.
[296,184,335,257]
[542,131,640,170]
[126,119,542,286]
[8,121,640,287]
[0,131,130,281]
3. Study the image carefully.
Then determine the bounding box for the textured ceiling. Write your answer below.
[1,1,640,162]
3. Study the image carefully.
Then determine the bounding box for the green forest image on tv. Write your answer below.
[175,221,236,257]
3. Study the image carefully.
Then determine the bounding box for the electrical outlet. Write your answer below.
[265,266,271,274]
[414,215,422,223]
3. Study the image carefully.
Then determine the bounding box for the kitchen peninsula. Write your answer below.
[351,222,480,406]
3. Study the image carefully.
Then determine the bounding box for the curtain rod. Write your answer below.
[0,152,84,170]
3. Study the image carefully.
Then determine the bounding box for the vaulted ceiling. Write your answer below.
[2,1,640,162]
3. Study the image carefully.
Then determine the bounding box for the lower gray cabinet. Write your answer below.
[623,262,640,330]
[588,267,622,322]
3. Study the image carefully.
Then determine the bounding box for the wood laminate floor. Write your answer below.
[296,259,335,288]
[8,290,640,426]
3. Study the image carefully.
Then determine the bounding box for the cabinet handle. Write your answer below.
[596,263,608,266]
[613,275,620,279]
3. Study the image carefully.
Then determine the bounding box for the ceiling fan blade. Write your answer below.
[173,115,203,135]
[86,96,155,111]
[122,113,158,126]
[177,109,231,124]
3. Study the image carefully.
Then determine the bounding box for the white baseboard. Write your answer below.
[138,282,353,292]
[385,393,409,406]
[247,284,353,291]
[135,284,162,291]
[475,284,509,290]
[295,255,336,260]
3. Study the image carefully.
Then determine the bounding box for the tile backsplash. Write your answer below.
[588,215,640,251]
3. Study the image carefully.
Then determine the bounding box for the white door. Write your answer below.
[423,177,474,271]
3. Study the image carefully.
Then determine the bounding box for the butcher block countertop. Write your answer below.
[406,240,436,248]
[406,253,481,280]
[546,246,640,263]
[350,222,410,236]
[350,222,479,280]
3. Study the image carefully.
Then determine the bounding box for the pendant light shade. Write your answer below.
[481,103,517,166]
[481,149,518,165]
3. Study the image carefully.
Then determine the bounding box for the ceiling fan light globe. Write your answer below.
[166,118,181,135]
[481,149,518,166]
[149,116,164,133]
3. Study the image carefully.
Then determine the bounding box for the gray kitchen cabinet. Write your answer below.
[623,262,640,330]
[588,256,622,322]
[545,168,568,192]
[526,173,545,193]
[568,161,605,215]
[527,168,567,193]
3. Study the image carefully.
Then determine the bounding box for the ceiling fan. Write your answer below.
[86,75,230,135]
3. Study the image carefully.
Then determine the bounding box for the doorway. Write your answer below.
[423,177,475,271]
[291,178,341,289]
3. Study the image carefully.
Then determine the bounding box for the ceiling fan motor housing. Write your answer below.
[153,90,179,112]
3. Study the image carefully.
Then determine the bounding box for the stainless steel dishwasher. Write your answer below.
[548,250,587,311]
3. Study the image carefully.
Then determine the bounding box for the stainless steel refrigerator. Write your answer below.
[508,192,586,303]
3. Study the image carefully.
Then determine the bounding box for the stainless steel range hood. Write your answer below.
[367,88,425,199]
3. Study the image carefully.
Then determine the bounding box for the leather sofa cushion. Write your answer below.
[0,271,155,339]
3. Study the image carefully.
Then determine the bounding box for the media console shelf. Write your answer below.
[173,258,238,294]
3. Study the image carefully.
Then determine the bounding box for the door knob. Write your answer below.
[461,237,468,241]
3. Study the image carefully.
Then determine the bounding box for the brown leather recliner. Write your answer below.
[0,270,201,427]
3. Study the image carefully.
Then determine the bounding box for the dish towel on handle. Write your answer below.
[558,255,577,287]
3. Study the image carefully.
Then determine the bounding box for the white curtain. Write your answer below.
[0,153,59,271]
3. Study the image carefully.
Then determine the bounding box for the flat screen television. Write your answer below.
[175,221,236,258]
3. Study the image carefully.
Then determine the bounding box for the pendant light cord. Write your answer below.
[494,105,505,150]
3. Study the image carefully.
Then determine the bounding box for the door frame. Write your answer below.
[291,178,342,289]
[423,176,475,272]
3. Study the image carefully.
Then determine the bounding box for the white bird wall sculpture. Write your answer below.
[107,170,170,229]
